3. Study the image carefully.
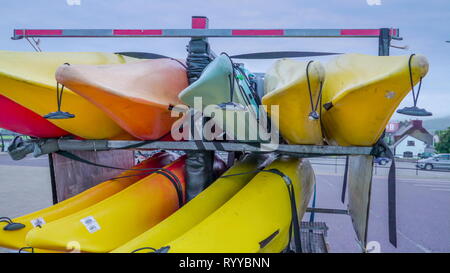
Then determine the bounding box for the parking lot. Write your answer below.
[309,157,450,253]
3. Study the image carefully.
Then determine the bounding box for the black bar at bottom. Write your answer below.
[306,208,348,215]
[48,153,58,204]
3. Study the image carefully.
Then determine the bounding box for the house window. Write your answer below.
[407,140,415,146]
[403,151,413,158]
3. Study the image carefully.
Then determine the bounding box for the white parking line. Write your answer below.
[398,230,433,253]
[399,180,450,184]
[414,184,450,189]
[431,188,450,192]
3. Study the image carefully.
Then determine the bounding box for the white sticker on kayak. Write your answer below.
[80,216,101,233]
[30,217,46,227]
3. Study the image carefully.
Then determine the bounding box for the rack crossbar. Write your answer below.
[12,28,400,39]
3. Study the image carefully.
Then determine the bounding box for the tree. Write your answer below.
[435,127,450,153]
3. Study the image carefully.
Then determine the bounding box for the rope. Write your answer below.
[221,52,261,107]
[169,58,188,70]
[131,247,157,253]
[220,52,237,102]
[305,61,324,120]
[0,217,13,224]
[408,54,423,107]
[56,83,65,112]
[18,247,35,253]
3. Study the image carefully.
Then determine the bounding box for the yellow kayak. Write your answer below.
[0,152,177,251]
[0,51,141,139]
[163,156,315,253]
[262,59,325,145]
[112,153,274,253]
[321,53,429,146]
[25,157,187,253]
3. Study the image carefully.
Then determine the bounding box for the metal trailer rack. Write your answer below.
[12,16,400,253]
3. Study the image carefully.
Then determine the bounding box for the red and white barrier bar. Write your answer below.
[13,28,400,39]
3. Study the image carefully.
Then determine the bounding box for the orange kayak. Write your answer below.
[26,156,187,252]
[0,152,177,251]
[56,59,188,140]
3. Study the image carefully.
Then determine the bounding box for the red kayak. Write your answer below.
[0,94,70,138]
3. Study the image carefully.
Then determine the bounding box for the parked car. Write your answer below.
[416,153,450,170]
[418,152,435,159]
[374,157,390,165]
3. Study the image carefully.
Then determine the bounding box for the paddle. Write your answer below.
[229,51,341,59]
[116,51,341,60]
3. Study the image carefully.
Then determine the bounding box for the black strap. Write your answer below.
[264,168,302,253]
[341,156,349,203]
[385,146,397,247]
[371,139,397,247]
[54,151,184,207]
[259,229,280,249]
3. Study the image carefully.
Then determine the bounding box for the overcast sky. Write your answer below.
[0,0,449,119]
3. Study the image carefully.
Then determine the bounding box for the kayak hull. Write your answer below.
[25,157,187,252]
[112,153,273,253]
[178,55,232,107]
[321,54,429,146]
[56,59,188,140]
[165,156,315,253]
[262,59,324,145]
[179,55,264,142]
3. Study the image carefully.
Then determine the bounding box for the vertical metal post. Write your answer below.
[378,28,391,56]
[0,134,4,152]
[185,16,216,202]
[48,153,59,204]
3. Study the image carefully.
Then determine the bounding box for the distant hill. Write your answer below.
[422,116,450,133]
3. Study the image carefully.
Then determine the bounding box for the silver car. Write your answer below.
[417,154,450,170]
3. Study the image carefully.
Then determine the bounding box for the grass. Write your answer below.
[0,135,15,140]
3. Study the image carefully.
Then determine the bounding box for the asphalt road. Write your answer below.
[309,173,450,253]
[0,154,448,253]
[0,153,49,167]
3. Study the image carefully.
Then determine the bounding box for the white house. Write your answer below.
[392,134,427,158]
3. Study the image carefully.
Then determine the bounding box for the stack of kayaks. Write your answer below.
[0,51,143,139]
[0,49,430,253]
[0,152,178,252]
[112,153,274,253]
[25,156,187,252]
[262,53,429,146]
[0,51,429,146]
[158,156,315,253]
